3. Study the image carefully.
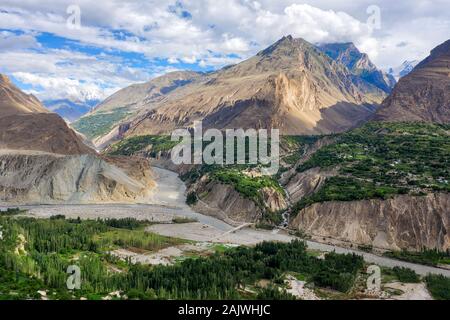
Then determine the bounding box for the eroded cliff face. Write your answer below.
[0,151,155,204]
[192,181,262,224]
[283,168,331,203]
[290,193,450,251]
[188,175,287,225]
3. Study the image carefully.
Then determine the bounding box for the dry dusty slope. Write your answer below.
[0,73,156,204]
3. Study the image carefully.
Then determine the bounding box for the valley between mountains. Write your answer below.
[0,36,449,300]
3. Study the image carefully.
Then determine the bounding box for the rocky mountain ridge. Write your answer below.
[318,42,396,93]
[76,36,387,147]
[119,37,385,138]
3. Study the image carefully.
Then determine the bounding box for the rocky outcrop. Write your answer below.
[192,181,262,224]
[260,187,288,213]
[189,175,287,224]
[375,39,450,123]
[290,193,450,251]
[0,151,155,204]
[280,136,337,191]
[0,74,156,204]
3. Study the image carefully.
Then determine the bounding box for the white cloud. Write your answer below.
[12,72,114,101]
[369,17,450,69]
[181,56,198,64]
[0,31,41,51]
[1,1,447,67]
[0,48,150,102]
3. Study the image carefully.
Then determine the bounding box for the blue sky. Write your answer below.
[0,0,449,103]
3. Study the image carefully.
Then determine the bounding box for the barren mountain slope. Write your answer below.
[0,151,155,204]
[375,39,450,123]
[291,193,450,251]
[0,113,94,155]
[319,42,396,93]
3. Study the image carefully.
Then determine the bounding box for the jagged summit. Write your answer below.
[388,60,419,80]
[217,36,341,78]
[75,36,388,146]
[375,39,450,123]
[319,42,375,71]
